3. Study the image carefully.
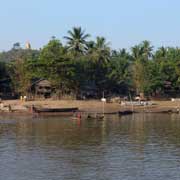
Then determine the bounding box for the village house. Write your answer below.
[29,79,52,99]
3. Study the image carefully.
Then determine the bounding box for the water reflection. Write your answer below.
[0,114,180,180]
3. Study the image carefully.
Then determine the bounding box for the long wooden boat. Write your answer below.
[119,110,134,116]
[32,107,79,116]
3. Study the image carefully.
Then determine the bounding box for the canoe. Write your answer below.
[32,107,78,116]
[86,115,104,120]
[119,110,134,116]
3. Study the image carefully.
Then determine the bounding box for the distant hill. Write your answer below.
[0,49,40,62]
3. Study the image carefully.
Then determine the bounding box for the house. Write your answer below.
[29,79,52,99]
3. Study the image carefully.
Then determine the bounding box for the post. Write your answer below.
[103,91,104,115]
[101,91,106,117]
[129,92,134,112]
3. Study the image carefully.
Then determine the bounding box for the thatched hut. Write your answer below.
[30,79,52,99]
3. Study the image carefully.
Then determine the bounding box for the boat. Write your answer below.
[119,110,134,116]
[32,106,79,116]
[86,114,104,120]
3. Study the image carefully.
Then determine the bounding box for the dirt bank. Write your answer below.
[2,100,180,113]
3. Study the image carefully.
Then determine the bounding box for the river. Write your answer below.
[0,114,180,180]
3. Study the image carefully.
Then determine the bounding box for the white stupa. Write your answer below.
[25,42,31,49]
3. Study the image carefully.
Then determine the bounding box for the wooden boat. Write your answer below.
[32,107,78,116]
[119,110,134,116]
[145,109,174,114]
[86,114,104,120]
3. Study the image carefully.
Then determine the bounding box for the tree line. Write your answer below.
[0,26,180,99]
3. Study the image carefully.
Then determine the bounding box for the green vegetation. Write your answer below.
[0,27,180,99]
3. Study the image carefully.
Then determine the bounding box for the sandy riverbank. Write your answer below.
[1,99,180,113]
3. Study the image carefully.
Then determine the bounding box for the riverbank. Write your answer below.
[1,99,180,114]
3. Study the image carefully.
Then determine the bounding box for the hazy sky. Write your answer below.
[0,0,180,51]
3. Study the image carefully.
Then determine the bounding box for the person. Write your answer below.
[76,112,82,119]
[0,101,4,110]
[30,104,35,113]
[8,104,12,112]
[24,96,27,101]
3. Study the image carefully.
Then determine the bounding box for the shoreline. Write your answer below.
[0,99,180,115]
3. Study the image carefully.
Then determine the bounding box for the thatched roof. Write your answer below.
[37,80,51,87]
[31,78,51,87]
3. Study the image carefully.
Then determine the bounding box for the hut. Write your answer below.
[29,79,52,99]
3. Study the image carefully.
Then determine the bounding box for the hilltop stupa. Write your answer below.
[25,42,31,49]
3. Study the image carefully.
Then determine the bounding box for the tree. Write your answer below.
[86,37,111,94]
[38,38,78,96]
[131,45,143,61]
[141,40,153,60]
[154,46,167,60]
[92,36,111,64]
[8,58,30,95]
[64,27,90,56]
[131,41,153,96]
[107,50,132,94]
[7,49,39,95]
[12,42,21,50]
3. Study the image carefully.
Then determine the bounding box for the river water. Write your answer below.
[0,114,180,180]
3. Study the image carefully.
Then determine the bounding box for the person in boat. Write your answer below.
[29,105,35,113]
[76,112,82,119]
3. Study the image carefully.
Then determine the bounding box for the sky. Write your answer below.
[0,0,180,51]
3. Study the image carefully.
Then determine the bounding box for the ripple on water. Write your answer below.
[0,114,180,180]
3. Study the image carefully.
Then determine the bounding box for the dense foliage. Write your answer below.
[0,27,180,99]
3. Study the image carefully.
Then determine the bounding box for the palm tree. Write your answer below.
[131,45,143,61]
[93,36,111,64]
[86,40,96,55]
[87,37,111,94]
[156,47,167,58]
[141,40,153,59]
[64,27,90,55]
[131,41,153,61]
[131,42,152,97]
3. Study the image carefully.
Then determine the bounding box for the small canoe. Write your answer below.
[145,109,174,114]
[86,115,104,120]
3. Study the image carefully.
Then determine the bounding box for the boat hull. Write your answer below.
[33,107,79,116]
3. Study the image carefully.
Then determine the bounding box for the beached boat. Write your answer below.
[32,107,78,115]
